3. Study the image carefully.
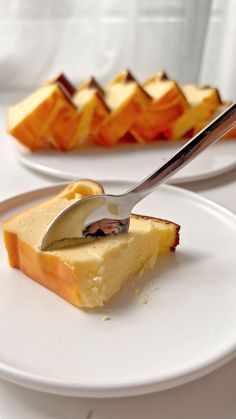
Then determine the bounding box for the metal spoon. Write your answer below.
[41,102,236,251]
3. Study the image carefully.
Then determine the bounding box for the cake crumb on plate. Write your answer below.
[101,315,111,321]
[140,295,148,304]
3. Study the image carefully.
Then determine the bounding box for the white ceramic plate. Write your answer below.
[1,181,236,398]
[13,140,236,184]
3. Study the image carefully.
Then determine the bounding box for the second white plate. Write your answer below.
[13,140,236,183]
[1,181,236,398]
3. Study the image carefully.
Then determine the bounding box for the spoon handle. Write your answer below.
[128,103,236,199]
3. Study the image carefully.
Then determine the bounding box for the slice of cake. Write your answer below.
[8,74,80,151]
[72,77,110,148]
[45,74,82,151]
[131,71,189,142]
[168,85,222,140]
[3,181,180,308]
[96,70,151,146]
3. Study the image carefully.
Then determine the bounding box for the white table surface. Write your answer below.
[1,95,236,418]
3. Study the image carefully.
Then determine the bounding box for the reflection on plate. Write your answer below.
[13,140,236,184]
[1,181,236,397]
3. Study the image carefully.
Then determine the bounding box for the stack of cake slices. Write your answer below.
[8,70,236,151]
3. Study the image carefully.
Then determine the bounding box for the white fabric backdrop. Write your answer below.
[199,0,236,99]
[0,0,235,99]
